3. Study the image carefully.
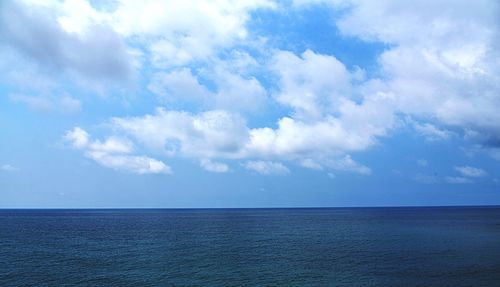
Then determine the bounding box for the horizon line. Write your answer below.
[1,204,500,210]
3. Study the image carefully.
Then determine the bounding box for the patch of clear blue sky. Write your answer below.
[247,5,389,74]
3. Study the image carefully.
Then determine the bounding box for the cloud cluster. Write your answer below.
[1,0,273,112]
[107,104,376,174]
[7,0,496,176]
[334,0,500,147]
[64,127,171,174]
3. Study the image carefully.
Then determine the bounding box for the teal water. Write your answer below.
[1,207,500,286]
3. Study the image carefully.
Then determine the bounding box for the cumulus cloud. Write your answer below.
[86,151,170,175]
[243,160,290,175]
[454,166,488,178]
[245,93,395,159]
[112,108,250,158]
[272,49,352,120]
[233,49,395,163]
[109,0,275,67]
[0,1,133,82]
[64,127,171,174]
[65,127,90,149]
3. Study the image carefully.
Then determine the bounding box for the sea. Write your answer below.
[1,207,499,286]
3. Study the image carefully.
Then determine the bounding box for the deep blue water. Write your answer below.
[1,207,500,286]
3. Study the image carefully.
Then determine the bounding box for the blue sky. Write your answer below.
[1,0,499,208]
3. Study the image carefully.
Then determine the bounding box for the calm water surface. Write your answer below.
[1,207,500,286]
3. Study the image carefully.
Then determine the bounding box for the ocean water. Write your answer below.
[1,207,500,286]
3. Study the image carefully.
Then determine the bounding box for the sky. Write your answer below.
[1,0,499,208]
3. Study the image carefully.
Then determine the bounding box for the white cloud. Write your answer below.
[445,176,472,184]
[272,49,352,120]
[85,151,171,175]
[63,127,171,174]
[0,1,133,82]
[243,160,289,175]
[200,159,229,173]
[112,108,249,158]
[1,164,19,172]
[89,137,134,154]
[64,127,90,149]
[454,166,488,178]
[245,91,395,159]
[108,0,275,67]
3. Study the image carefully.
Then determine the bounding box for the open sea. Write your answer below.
[1,207,500,286]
